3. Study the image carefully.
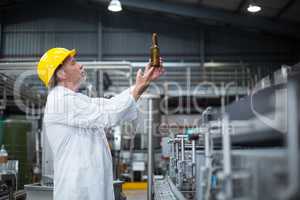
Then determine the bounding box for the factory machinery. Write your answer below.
[0,61,299,200]
[153,64,300,200]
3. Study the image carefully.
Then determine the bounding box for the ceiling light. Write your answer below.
[108,0,122,12]
[247,4,261,13]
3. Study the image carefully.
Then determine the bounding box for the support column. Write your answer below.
[147,98,154,200]
[200,29,206,81]
[97,14,102,60]
[0,16,3,58]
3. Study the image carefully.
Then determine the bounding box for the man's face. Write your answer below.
[61,56,85,85]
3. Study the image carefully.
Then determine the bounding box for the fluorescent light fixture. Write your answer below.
[247,4,261,13]
[108,0,122,12]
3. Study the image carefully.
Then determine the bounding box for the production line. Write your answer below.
[0,0,299,199]
[0,62,298,200]
[150,66,300,200]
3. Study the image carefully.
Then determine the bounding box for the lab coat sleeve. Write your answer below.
[47,88,138,129]
[90,87,138,127]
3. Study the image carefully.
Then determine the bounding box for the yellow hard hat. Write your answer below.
[37,47,76,87]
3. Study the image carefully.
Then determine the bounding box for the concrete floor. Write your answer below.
[123,190,147,200]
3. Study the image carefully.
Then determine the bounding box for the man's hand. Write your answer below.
[131,60,164,101]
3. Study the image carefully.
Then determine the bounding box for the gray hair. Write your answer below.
[48,65,62,89]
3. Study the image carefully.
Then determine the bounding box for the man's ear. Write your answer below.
[56,69,66,80]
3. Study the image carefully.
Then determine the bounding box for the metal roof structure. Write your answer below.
[1,0,300,38]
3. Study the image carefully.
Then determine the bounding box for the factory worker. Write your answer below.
[37,47,164,200]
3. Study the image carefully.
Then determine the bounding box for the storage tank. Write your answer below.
[2,115,33,188]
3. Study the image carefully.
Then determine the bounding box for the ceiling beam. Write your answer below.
[235,0,248,13]
[91,0,300,39]
[0,13,2,58]
[0,23,2,58]
[274,0,296,18]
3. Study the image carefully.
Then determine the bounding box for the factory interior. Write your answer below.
[0,0,300,199]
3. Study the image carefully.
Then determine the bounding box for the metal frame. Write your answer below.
[274,0,296,18]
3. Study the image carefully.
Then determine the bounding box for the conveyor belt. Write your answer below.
[154,177,186,200]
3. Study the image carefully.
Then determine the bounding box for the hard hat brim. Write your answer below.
[69,49,76,58]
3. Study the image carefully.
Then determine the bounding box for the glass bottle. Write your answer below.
[150,33,160,68]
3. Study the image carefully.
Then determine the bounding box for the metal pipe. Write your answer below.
[97,70,104,97]
[181,137,185,161]
[0,61,247,70]
[170,139,175,160]
[129,63,134,86]
[222,114,232,200]
[169,139,175,177]
[131,62,247,68]
[186,67,191,114]
[279,75,299,199]
[178,144,204,148]
[204,130,210,168]
[175,142,179,161]
[200,29,206,82]
[147,98,153,200]
[192,140,196,164]
[35,129,40,169]
[221,95,225,116]
[96,70,100,97]
[97,15,102,60]
[0,61,132,70]
[192,140,196,177]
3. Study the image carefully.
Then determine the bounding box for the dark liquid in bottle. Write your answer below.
[150,33,160,67]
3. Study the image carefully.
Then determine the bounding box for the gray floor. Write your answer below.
[123,190,147,200]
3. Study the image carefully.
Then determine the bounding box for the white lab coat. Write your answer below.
[43,86,138,200]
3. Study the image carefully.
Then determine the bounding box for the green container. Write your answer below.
[2,115,33,189]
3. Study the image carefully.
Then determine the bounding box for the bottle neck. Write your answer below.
[152,34,158,46]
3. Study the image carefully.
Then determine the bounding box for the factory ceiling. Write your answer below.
[97,0,300,38]
[93,0,300,39]
[0,0,300,39]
